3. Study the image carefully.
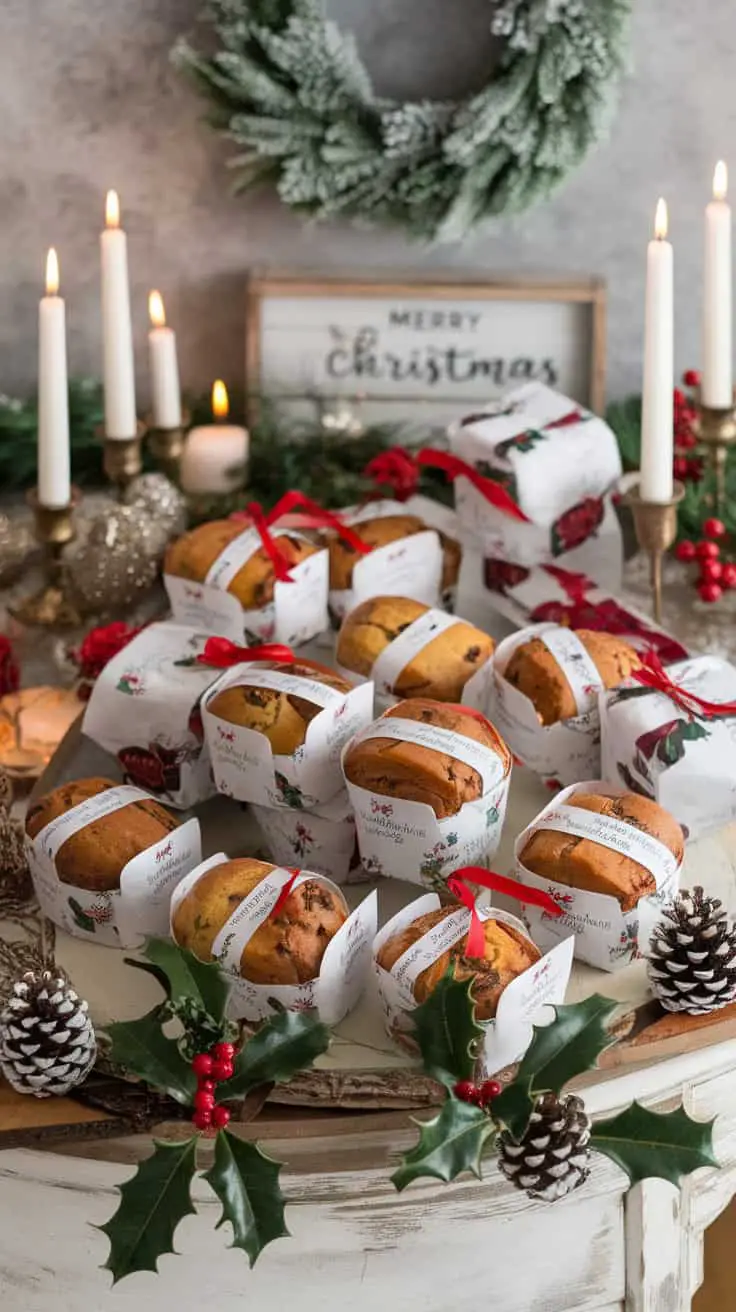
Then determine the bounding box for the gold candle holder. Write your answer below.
[692,393,736,512]
[626,481,685,625]
[99,419,147,497]
[10,488,81,629]
[146,409,189,482]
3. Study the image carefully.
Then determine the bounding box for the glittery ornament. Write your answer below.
[123,473,188,540]
[65,505,164,616]
[0,772,14,811]
[0,513,35,586]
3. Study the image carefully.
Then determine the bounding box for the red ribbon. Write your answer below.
[545,410,585,430]
[244,500,295,583]
[415,449,529,522]
[269,868,301,921]
[632,650,736,721]
[196,636,294,668]
[446,868,563,958]
[267,491,371,556]
[364,447,420,500]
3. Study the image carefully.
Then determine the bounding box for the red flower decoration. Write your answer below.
[73,622,143,683]
[550,496,605,556]
[0,635,20,697]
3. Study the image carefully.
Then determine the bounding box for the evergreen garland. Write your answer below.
[174,0,631,241]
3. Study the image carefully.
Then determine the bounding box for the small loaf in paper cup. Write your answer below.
[490,623,641,788]
[25,778,202,948]
[250,792,365,885]
[373,894,574,1076]
[326,500,444,623]
[514,780,684,971]
[202,658,374,811]
[336,595,494,714]
[170,855,377,1022]
[341,699,512,888]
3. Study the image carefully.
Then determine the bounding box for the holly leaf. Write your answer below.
[99,1136,198,1283]
[411,969,483,1087]
[492,996,618,1140]
[126,937,230,1027]
[104,1006,196,1105]
[203,1128,288,1265]
[391,1097,495,1192]
[227,1010,330,1099]
[591,1102,718,1187]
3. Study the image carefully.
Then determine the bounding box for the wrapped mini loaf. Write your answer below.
[25,777,202,947]
[515,781,684,970]
[491,623,640,787]
[373,892,574,1075]
[336,595,494,711]
[203,657,374,811]
[342,699,512,886]
[326,500,445,621]
[171,855,377,1022]
[164,518,329,645]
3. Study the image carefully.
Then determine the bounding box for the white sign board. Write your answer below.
[246,275,606,429]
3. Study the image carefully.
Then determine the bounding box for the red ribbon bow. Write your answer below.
[632,650,736,721]
[364,447,420,501]
[415,449,529,522]
[446,867,563,958]
[269,868,301,921]
[237,491,371,581]
[197,636,295,668]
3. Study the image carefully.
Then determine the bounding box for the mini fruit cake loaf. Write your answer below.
[519,790,685,912]
[377,904,539,1020]
[328,513,460,593]
[503,629,641,726]
[336,596,493,703]
[25,777,179,892]
[342,698,511,819]
[172,857,348,985]
[206,658,353,756]
[165,518,319,609]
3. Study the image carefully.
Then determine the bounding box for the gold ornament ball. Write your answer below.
[65,504,164,616]
[123,473,188,540]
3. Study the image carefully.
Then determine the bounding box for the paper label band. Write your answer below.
[390,907,470,996]
[523,800,677,888]
[32,784,151,864]
[205,528,304,592]
[212,867,306,971]
[350,714,505,794]
[205,664,344,711]
[535,627,604,715]
[370,609,462,697]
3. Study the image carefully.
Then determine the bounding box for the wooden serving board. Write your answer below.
[31,714,736,1112]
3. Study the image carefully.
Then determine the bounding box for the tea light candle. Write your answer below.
[37,248,71,508]
[179,381,249,495]
[640,198,674,503]
[148,290,182,429]
[100,189,137,439]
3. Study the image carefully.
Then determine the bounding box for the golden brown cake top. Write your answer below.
[206,658,353,756]
[327,514,428,590]
[171,857,348,985]
[503,628,641,725]
[165,520,319,609]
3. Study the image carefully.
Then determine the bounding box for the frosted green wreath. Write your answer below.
[176,0,631,242]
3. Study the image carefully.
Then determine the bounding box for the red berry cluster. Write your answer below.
[674,517,735,602]
[453,1078,502,1109]
[672,376,703,484]
[190,1042,236,1132]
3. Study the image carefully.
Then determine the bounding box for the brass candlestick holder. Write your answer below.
[626,480,685,625]
[10,488,81,629]
[99,420,147,497]
[146,409,189,483]
[692,394,736,512]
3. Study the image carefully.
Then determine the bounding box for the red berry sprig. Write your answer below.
[190,1041,236,1133]
[453,1078,502,1109]
[675,514,735,603]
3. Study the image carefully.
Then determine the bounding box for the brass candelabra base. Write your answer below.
[146,410,189,482]
[626,481,685,625]
[10,488,81,629]
[100,420,147,497]
[693,393,736,512]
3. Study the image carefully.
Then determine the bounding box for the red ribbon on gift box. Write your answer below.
[235,491,372,582]
[364,447,420,501]
[415,449,529,522]
[446,867,563,958]
[197,636,295,668]
[632,650,736,721]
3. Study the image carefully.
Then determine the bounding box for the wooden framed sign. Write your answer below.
[245,272,606,429]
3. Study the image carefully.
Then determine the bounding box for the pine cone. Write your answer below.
[0,970,96,1097]
[648,886,736,1015]
[498,1091,591,1202]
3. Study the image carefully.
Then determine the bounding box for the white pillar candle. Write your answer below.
[100,189,137,439]
[37,248,71,508]
[148,290,182,429]
[179,381,249,495]
[702,160,733,408]
[640,198,674,503]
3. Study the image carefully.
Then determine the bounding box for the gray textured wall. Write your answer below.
[1,1,734,406]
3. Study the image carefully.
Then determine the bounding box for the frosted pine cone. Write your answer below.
[498,1091,591,1202]
[0,970,96,1097]
[648,886,736,1015]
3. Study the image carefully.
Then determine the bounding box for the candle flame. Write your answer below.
[149,290,166,328]
[714,160,728,201]
[654,197,668,240]
[212,379,229,421]
[45,248,59,296]
[105,189,120,229]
